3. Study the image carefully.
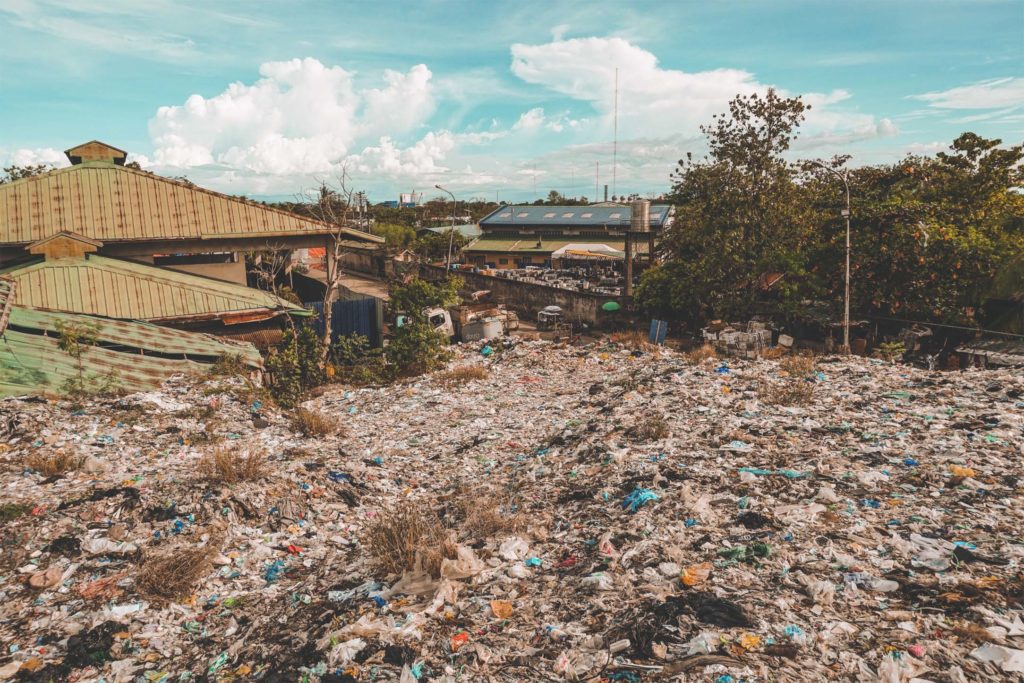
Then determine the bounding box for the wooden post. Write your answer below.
[624,233,634,298]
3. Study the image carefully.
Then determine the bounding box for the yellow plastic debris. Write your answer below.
[681,562,713,586]
[490,599,514,619]
[949,464,976,478]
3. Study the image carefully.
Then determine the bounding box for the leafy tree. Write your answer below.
[54,320,118,396]
[1,164,51,183]
[812,134,1024,324]
[265,325,327,407]
[642,89,818,323]
[389,277,462,321]
[414,230,471,262]
[372,223,416,249]
[385,277,462,376]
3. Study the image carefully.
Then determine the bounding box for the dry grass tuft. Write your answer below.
[136,533,222,601]
[362,503,457,578]
[609,330,656,351]
[26,450,83,477]
[632,413,671,442]
[684,343,719,364]
[198,447,267,484]
[759,379,815,406]
[291,408,344,437]
[452,486,525,542]
[780,352,816,378]
[436,365,489,387]
[952,620,995,643]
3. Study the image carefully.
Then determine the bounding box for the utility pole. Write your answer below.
[435,184,457,273]
[809,160,852,354]
[612,66,618,198]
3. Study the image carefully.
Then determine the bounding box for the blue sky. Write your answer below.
[1,0,1021,202]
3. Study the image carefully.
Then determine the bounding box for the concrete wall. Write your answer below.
[164,260,247,284]
[420,263,618,326]
[340,249,385,276]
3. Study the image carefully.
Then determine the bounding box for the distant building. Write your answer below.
[0,140,383,341]
[463,203,673,269]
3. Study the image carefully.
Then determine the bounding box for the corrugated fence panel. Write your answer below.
[305,298,379,345]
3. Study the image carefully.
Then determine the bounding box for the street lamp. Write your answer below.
[809,160,852,354]
[435,184,457,273]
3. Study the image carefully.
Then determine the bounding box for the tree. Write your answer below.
[642,89,818,323]
[296,166,364,363]
[1,164,51,183]
[385,277,462,376]
[818,133,1024,324]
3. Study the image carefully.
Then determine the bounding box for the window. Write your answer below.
[581,212,593,218]
[609,212,622,218]
[544,212,556,218]
[498,211,512,218]
[499,258,509,265]
[562,212,575,218]
[429,313,447,327]
[517,212,529,218]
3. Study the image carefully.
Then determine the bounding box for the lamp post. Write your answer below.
[435,184,457,273]
[809,160,852,354]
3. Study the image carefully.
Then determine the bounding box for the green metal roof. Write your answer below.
[463,237,642,255]
[0,255,309,322]
[0,307,263,398]
[480,204,673,229]
[0,156,385,247]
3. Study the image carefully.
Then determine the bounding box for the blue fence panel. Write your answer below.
[305,298,378,345]
[649,319,668,345]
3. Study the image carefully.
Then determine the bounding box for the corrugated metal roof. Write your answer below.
[955,338,1024,366]
[420,224,482,238]
[0,307,263,398]
[0,254,308,322]
[464,237,646,255]
[7,307,264,362]
[0,161,384,246]
[0,277,15,335]
[480,204,672,228]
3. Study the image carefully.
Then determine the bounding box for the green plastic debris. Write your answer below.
[208,651,229,675]
[717,542,772,564]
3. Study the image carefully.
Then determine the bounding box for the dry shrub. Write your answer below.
[291,408,343,437]
[609,330,655,351]
[780,352,816,378]
[952,620,995,643]
[632,413,671,442]
[452,486,525,542]
[26,450,83,476]
[436,365,489,387]
[198,447,267,484]
[759,379,815,406]
[684,343,718,364]
[136,532,222,601]
[363,503,456,577]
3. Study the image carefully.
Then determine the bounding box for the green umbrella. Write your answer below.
[602,301,621,312]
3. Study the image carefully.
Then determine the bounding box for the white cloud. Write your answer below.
[346,131,456,177]
[911,77,1024,110]
[509,37,894,146]
[149,57,437,175]
[1,147,71,169]
[361,64,435,138]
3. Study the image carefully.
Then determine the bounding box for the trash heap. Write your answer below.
[1,341,1022,682]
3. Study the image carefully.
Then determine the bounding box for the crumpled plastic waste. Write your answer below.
[0,341,1020,681]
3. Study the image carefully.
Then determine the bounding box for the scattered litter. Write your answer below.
[0,342,1019,681]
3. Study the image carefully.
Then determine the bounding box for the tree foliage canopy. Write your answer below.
[639,89,1023,330]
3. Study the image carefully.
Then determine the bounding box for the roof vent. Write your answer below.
[64,140,128,166]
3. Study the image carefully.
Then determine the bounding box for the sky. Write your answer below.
[1,0,1022,203]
